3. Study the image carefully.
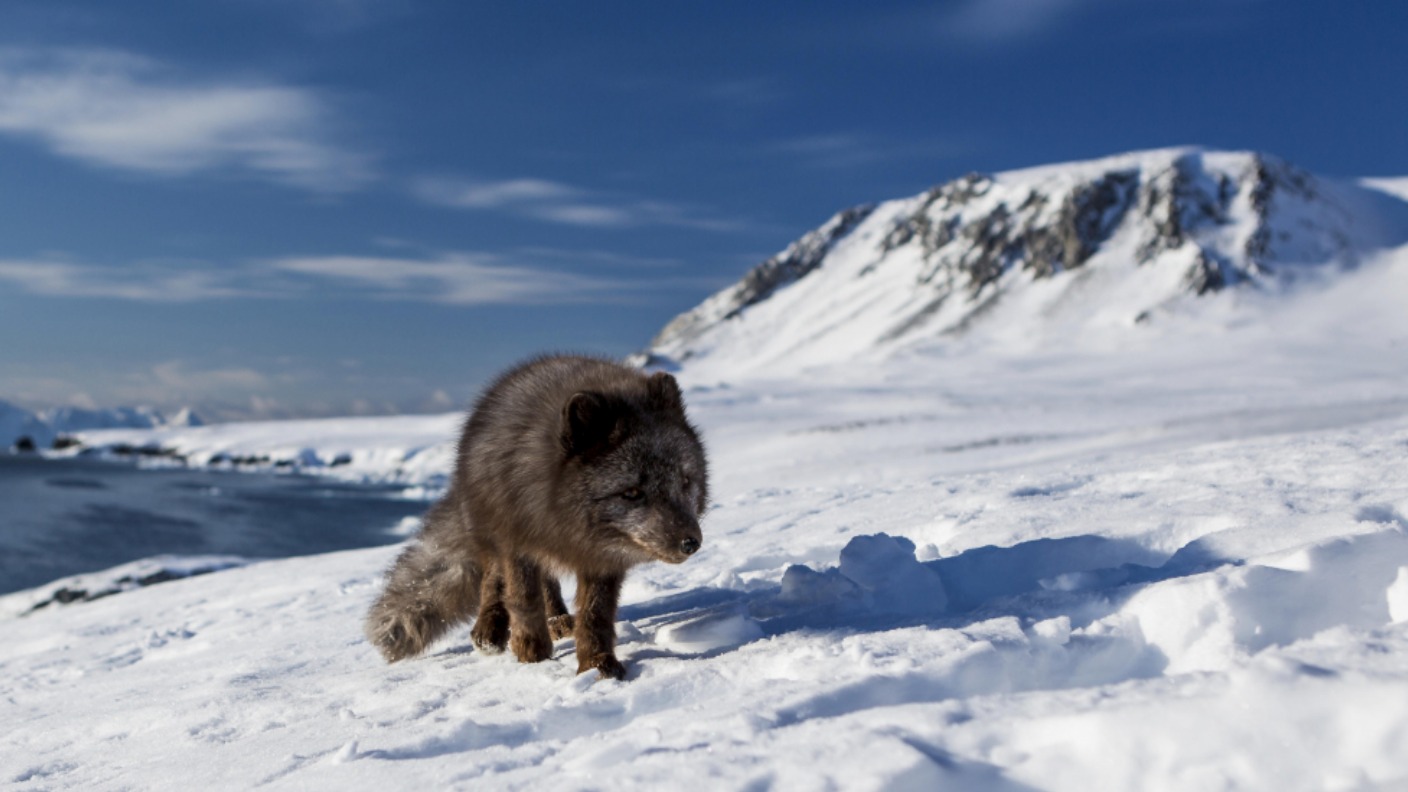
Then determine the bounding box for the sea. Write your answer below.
[0,453,427,595]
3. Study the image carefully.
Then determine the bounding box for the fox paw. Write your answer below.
[470,615,509,654]
[577,653,627,680]
[547,613,575,641]
[511,630,553,663]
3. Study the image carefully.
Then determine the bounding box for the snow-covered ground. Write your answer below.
[64,411,462,489]
[5,244,1408,789]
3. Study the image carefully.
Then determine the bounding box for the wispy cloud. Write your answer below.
[0,259,250,301]
[419,177,581,209]
[150,361,270,393]
[939,0,1100,43]
[771,133,972,170]
[0,48,372,191]
[413,176,745,232]
[0,252,624,305]
[266,253,620,305]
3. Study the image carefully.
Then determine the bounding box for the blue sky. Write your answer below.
[1,0,1405,419]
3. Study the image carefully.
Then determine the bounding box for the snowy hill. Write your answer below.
[644,148,1408,378]
[40,404,204,433]
[63,411,460,485]
[1,403,205,449]
[0,399,50,450]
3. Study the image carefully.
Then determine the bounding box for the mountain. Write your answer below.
[643,148,1408,377]
[40,405,204,433]
[2,403,205,449]
[0,400,52,450]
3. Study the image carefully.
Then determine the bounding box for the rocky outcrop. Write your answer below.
[649,204,874,351]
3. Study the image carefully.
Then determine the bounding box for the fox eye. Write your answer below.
[682,475,692,488]
[620,487,643,501]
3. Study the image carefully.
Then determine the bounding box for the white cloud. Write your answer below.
[0,259,248,301]
[0,249,639,306]
[417,177,582,209]
[0,48,372,191]
[532,203,637,228]
[151,361,270,393]
[413,176,745,231]
[771,132,971,170]
[267,253,618,304]
[942,0,1098,42]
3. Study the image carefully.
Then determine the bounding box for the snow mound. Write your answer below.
[775,533,948,617]
[1123,523,1408,673]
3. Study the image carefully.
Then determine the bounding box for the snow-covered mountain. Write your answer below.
[644,148,1408,377]
[0,399,52,450]
[39,404,204,433]
[1,402,204,449]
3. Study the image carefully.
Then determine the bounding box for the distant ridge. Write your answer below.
[1,402,204,449]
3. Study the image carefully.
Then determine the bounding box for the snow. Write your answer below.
[0,554,248,619]
[6,247,1408,789]
[1363,176,1408,203]
[6,151,1408,789]
[64,411,463,487]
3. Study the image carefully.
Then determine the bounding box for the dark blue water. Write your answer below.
[0,454,428,594]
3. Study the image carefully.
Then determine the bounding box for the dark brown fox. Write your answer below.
[365,355,708,679]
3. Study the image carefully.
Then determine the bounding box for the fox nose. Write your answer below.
[679,537,700,556]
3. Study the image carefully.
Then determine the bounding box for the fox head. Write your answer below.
[560,371,708,565]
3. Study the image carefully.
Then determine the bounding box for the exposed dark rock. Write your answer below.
[723,203,875,320]
[1135,154,1231,263]
[1043,170,1139,274]
[207,453,271,467]
[649,203,875,348]
[881,173,993,254]
[22,562,241,615]
[899,169,1138,294]
[1185,251,1229,295]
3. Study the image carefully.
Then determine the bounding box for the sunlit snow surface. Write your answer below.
[5,252,1408,790]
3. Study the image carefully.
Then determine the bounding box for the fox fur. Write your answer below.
[365,355,708,679]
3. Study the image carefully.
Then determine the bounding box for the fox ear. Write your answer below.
[646,372,683,414]
[561,391,620,456]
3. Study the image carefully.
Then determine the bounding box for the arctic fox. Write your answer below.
[365,355,708,679]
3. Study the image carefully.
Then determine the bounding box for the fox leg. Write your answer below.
[503,556,553,663]
[574,572,625,680]
[469,556,510,654]
[543,577,575,640]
